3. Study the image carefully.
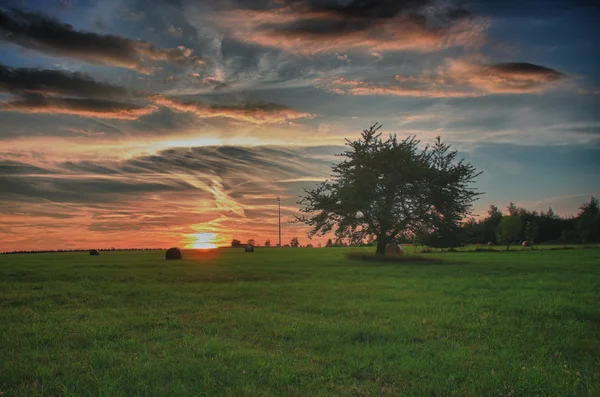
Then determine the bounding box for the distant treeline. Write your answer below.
[0,248,166,255]
[458,196,600,245]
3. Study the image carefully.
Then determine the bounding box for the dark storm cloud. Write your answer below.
[0,8,203,72]
[0,64,131,99]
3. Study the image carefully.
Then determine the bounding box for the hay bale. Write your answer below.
[245,246,255,253]
[166,247,183,260]
[385,243,403,256]
[89,249,99,256]
[522,241,530,247]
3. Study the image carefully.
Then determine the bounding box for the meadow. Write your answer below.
[1,247,599,396]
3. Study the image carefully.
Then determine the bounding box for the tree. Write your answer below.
[576,196,600,243]
[231,239,242,248]
[264,239,271,247]
[290,237,300,248]
[497,216,521,251]
[325,238,333,247]
[524,220,539,245]
[247,239,256,247]
[507,202,519,216]
[297,124,482,255]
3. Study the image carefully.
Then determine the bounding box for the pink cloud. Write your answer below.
[324,60,567,97]
[153,95,315,124]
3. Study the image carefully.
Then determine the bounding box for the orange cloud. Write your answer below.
[1,95,158,120]
[212,2,488,55]
[324,60,566,97]
[445,60,566,94]
[153,95,315,124]
[0,144,340,251]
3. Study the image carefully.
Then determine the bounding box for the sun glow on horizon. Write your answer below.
[186,232,219,249]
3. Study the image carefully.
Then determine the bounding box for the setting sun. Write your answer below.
[186,233,219,249]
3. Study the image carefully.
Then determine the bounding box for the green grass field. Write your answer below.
[1,247,599,396]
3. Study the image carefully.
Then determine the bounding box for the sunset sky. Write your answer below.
[1,0,599,251]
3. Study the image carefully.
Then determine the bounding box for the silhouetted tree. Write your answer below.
[524,220,539,245]
[507,202,519,216]
[290,237,300,248]
[247,239,256,247]
[231,239,242,248]
[264,239,271,247]
[325,238,333,247]
[576,196,600,243]
[497,216,521,251]
[297,124,482,255]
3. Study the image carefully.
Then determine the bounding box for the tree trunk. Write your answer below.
[506,243,510,251]
[376,241,387,256]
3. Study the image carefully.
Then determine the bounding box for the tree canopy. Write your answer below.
[497,216,521,251]
[297,123,482,255]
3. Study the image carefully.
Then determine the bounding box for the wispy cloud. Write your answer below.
[0,144,340,250]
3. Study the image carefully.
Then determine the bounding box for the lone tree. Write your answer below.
[290,237,300,248]
[265,239,271,247]
[296,123,482,255]
[497,216,521,251]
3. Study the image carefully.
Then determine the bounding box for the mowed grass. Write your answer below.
[1,248,599,396]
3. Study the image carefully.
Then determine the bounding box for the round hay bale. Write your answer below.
[487,242,493,247]
[89,249,99,256]
[165,247,183,260]
[245,246,255,253]
[385,243,403,256]
[522,241,530,247]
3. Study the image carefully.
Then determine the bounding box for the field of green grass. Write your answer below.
[1,247,599,396]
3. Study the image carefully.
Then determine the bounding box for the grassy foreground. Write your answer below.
[1,248,599,396]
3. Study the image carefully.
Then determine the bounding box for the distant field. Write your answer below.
[1,247,599,396]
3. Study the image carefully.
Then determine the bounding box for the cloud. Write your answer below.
[0,63,131,99]
[167,24,183,37]
[1,93,158,120]
[211,0,488,55]
[0,64,157,119]
[153,95,315,124]
[0,144,341,250]
[324,60,567,97]
[0,63,314,124]
[0,8,203,73]
[446,61,567,94]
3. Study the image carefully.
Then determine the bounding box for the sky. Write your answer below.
[0,0,599,251]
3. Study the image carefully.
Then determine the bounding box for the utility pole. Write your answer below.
[277,197,281,247]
